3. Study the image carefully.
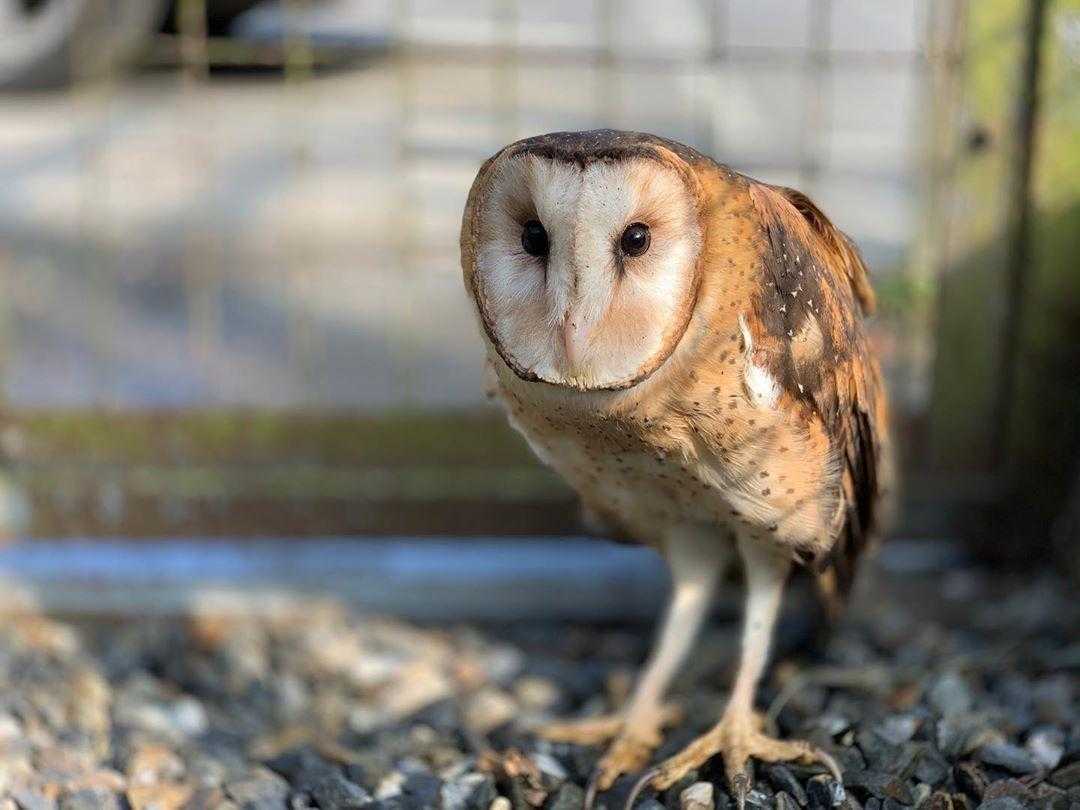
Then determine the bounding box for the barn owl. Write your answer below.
[460,130,891,808]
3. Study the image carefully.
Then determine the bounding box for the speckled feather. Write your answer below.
[461,130,891,609]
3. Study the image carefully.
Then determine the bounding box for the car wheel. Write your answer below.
[0,0,170,89]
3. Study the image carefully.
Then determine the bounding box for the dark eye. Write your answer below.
[620,222,651,257]
[521,220,549,257]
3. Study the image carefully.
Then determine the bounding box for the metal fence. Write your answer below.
[0,1,947,407]
[3,0,1066,542]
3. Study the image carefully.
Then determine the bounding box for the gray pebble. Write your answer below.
[679,782,713,810]
[226,768,292,808]
[974,799,1026,810]
[977,743,1038,775]
[842,770,913,805]
[59,790,122,810]
[874,716,919,747]
[1027,727,1065,770]
[546,782,585,810]
[309,772,374,809]
[402,772,442,807]
[928,674,974,717]
[441,773,497,810]
[1050,760,1080,788]
[806,776,844,809]
[766,764,807,806]
[8,787,57,810]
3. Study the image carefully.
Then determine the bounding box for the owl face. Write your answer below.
[464,133,704,391]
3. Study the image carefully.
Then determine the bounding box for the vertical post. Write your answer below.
[800,0,830,194]
[992,0,1048,469]
[177,0,220,383]
[596,0,618,127]
[282,0,323,403]
[914,0,967,448]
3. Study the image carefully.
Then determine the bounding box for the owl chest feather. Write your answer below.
[494,351,842,557]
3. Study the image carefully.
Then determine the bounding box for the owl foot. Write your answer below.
[536,705,681,810]
[623,710,841,810]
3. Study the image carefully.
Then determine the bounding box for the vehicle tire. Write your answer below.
[0,0,171,90]
[163,0,266,36]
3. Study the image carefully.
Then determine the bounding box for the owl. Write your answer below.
[460,130,891,807]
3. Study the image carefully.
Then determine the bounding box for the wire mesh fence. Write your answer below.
[0,0,942,407]
[4,0,1070,543]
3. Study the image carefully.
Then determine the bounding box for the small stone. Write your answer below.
[530,752,567,783]
[936,716,999,758]
[1049,760,1080,788]
[489,799,511,810]
[126,782,195,810]
[813,715,853,737]
[980,781,1036,807]
[806,776,844,809]
[855,730,901,772]
[976,743,1037,775]
[775,792,799,810]
[921,791,954,810]
[953,763,987,801]
[1026,727,1065,770]
[440,773,497,810]
[465,689,518,734]
[875,716,919,747]
[545,783,584,810]
[914,746,951,787]
[60,789,122,810]
[126,744,186,787]
[8,787,57,810]
[635,800,665,810]
[680,781,714,810]
[308,771,373,809]
[513,678,560,711]
[911,783,931,807]
[224,768,291,808]
[843,771,913,804]
[766,764,808,806]
[974,798,1025,810]
[402,773,441,808]
[928,674,973,716]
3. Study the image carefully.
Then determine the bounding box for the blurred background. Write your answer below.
[0,0,1078,611]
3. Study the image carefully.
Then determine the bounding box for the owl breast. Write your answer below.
[493,353,842,560]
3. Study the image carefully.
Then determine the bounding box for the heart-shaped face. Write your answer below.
[464,140,703,391]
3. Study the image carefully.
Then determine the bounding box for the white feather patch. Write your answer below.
[739,314,780,409]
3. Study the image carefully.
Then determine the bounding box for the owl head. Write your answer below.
[460,130,709,391]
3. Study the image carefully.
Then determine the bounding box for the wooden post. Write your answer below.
[992,0,1049,469]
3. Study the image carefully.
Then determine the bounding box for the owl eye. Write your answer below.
[620,223,651,257]
[521,220,549,257]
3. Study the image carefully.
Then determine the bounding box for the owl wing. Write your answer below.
[743,180,892,608]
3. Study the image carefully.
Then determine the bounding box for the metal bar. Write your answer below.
[0,537,965,620]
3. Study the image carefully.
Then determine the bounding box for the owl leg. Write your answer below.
[546,531,725,809]
[537,544,716,756]
[626,535,840,809]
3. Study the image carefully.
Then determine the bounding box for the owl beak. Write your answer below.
[562,312,591,369]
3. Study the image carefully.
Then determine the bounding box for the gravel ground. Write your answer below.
[0,565,1076,810]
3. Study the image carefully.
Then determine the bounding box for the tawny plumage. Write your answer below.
[461,130,891,807]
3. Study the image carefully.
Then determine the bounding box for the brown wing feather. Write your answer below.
[746,180,892,609]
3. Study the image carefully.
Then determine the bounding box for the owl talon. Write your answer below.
[621,767,661,810]
[583,769,602,810]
